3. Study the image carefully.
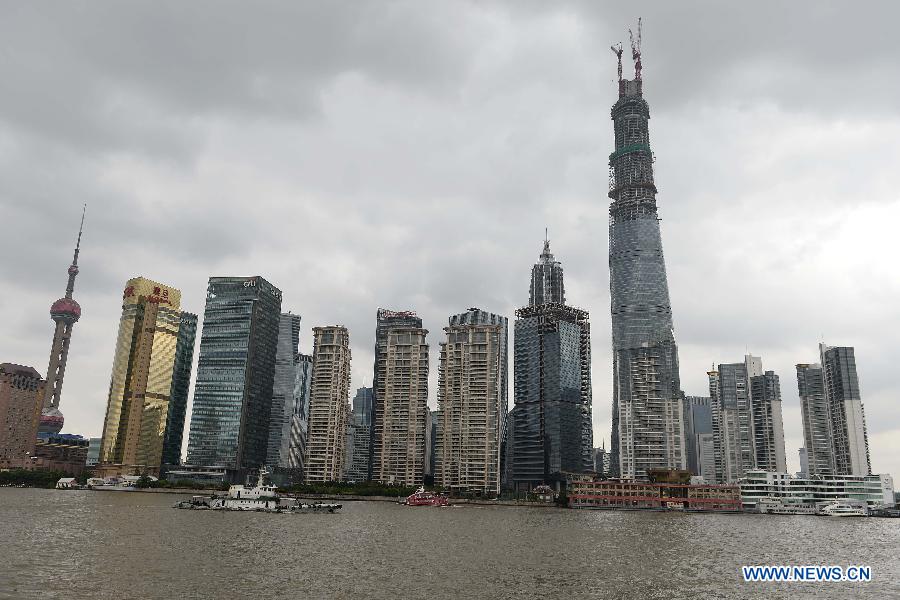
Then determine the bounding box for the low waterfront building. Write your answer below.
[739,470,894,511]
[33,433,89,476]
[569,476,740,512]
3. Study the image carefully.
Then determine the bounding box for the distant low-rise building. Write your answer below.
[569,474,740,512]
[739,470,894,510]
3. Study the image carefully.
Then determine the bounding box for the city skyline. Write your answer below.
[2,3,899,480]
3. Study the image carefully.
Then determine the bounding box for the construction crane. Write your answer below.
[610,42,623,82]
[629,17,642,81]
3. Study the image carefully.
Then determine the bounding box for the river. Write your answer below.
[1,488,898,599]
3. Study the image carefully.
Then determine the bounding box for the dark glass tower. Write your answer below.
[161,311,197,466]
[608,33,686,479]
[186,276,282,478]
[508,242,592,492]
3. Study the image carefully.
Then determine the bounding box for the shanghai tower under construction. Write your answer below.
[608,21,686,480]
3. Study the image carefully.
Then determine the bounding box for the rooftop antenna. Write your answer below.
[629,17,642,81]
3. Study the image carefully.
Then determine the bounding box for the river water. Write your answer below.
[1,488,898,599]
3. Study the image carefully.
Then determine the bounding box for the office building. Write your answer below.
[508,242,592,491]
[186,276,282,478]
[796,363,833,475]
[821,344,870,476]
[608,40,686,480]
[267,313,303,470]
[435,308,507,497]
[161,312,197,467]
[344,386,373,482]
[289,354,313,475]
[305,326,351,482]
[750,370,787,473]
[0,364,44,469]
[39,209,86,435]
[684,396,714,480]
[97,278,186,477]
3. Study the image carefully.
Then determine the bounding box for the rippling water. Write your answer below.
[2,488,898,599]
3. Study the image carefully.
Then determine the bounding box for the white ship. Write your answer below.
[174,468,341,514]
[817,500,867,517]
[755,499,817,515]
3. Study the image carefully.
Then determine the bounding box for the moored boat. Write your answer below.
[173,468,341,514]
[403,487,449,507]
[817,500,867,517]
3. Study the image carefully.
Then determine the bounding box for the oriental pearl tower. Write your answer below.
[38,206,86,435]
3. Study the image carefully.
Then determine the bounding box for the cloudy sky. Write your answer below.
[2,1,898,478]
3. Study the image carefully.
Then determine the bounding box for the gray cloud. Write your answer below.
[1,1,898,477]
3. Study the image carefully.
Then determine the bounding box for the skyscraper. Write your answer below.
[608,31,686,480]
[683,396,713,479]
[508,242,592,491]
[0,364,45,469]
[796,363,833,476]
[267,313,303,472]
[435,308,507,497]
[97,278,186,477]
[186,276,282,478]
[820,344,870,476]
[709,355,761,484]
[161,312,197,467]
[39,207,86,435]
[530,236,565,306]
[344,386,373,482]
[289,354,313,475]
[305,326,351,482]
[371,310,429,486]
[750,370,787,473]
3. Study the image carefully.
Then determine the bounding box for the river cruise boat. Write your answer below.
[403,487,449,507]
[173,469,341,514]
[817,500,867,517]
[754,499,817,515]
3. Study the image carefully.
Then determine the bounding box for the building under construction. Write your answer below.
[608,20,687,480]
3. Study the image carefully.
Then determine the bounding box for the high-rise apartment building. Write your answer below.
[344,386,373,482]
[371,310,429,486]
[796,363,833,476]
[820,344,870,476]
[508,242,592,491]
[305,326,351,482]
[267,313,302,470]
[608,36,686,480]
[289,354,313,474]
[97,278,187,477]
[435,308,507,497]
[0,364,45,469]
[39,208,86,435]
[186,277,282,478]
[750,370,787,473]
[709,356,761,484]
[161,312,197,467]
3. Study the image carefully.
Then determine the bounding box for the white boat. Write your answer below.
[755,499,817,515]
[174,468,341,514]
[817,500,868,517]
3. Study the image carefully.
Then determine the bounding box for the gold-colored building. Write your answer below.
[97,277,182,477]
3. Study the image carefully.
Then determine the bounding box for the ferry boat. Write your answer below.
[403,487,449,507]
[755,499,817,515]
[817,500,867,517]
[173,469,342,514]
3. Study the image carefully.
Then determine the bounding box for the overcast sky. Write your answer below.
[2,1,898,478]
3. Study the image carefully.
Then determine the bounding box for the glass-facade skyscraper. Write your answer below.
[508,242,592,492]
[796,362,833,476]
[186,276,282,477]
[267,312,302,471]
[161,311,197,467]
[608,41,686,480]
[344,386,374,482]
[97,277,186,477]
[820,344,870,476]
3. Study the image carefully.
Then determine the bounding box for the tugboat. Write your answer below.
[173,468,342,514]
[403,486,449,507]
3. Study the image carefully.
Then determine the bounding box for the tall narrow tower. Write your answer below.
[608,22,686,479]
[39,206,86,435]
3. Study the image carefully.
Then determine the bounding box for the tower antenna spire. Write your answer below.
[629,17,642,81]
[73,204,86,267]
